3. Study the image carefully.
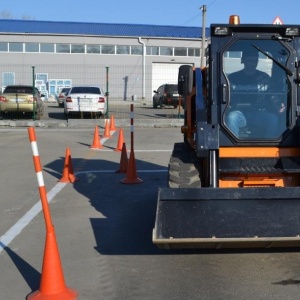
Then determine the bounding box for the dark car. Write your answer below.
[153,84,181,109]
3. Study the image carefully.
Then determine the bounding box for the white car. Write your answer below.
[57,87,71,107]
[64,86,107,118]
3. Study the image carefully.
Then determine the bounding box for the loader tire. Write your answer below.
[168,142,201,188]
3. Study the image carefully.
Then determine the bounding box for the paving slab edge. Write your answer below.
[0,118,184,128]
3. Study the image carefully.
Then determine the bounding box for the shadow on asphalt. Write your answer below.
[42,156,299,256]
[4,154,300,296]
[0,242,40,292]
[44,156,170,255]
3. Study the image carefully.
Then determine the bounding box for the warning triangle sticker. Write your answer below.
[272,16,283,25]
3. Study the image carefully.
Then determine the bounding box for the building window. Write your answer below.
[71,44,85,53]
[116,45,130,54]
[25,43,39,52]
[40,43,54,53]
[131,45,143,55]
[188,48,200,57]
[146,46,159,55]
[2,72,15,87]
[174,47,187,56]
[160,47,173,56]
[0,40,200,58]
[9,42,23,52]
[87,44,100,54]
[56,44,70,53]
[0,42,8,52]
[101,45,115,54]
[35,73,48,84]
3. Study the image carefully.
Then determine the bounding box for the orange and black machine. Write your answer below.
[153,16,300,249]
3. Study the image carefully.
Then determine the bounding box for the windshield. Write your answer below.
[71,87,101,94]
[166,84,178,93]
[4,86,33,94]
[223,39,291,140]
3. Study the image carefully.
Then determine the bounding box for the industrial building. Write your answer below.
[0,19,208,102]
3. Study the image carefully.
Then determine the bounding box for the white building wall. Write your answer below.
[0,33,202,102]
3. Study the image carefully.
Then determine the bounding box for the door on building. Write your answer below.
[151,63,193,95]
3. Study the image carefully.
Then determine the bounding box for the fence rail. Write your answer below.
[0,63,184,120]
[0,101,184,121]
[1,63,179,101]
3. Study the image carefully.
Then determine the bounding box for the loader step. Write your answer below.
[220,157,300,174]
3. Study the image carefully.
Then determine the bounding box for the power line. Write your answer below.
[179,0,218,27]
[207,0,218,8]
[180,13,201,26]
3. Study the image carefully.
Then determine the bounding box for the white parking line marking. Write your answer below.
[0,169,167,253]
[0,182,67,253]
[76,170,167,174]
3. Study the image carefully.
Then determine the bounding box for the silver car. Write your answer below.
[64,86,107,118]
[57,87,71,107]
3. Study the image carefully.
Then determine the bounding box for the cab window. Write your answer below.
[222,39,290,139]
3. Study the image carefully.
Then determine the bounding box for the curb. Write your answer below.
[0,118,184,128]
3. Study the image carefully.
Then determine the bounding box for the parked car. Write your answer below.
[0,85,44,120]
[64,86,107,118]
[153,84,181,109]
[57,87,71,107]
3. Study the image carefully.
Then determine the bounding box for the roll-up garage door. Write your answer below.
[152,63,187,93]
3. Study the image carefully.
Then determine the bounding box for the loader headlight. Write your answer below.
[285,27,300,36]
[213,27,230,35]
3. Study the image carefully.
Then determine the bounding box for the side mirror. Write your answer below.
[178,65,193,95]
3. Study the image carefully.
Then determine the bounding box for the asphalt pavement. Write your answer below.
[1,118,300,300]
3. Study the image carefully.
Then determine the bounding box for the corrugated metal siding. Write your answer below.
[0,19,208,38]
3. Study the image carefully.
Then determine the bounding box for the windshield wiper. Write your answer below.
[252,44,293,76]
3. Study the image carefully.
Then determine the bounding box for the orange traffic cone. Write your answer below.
[27,230,78,300]
[103,120,111,138]
[90,126,102,149]
[114,128,125,152]
[116,143,128,173]
[110,114,117,131]
[121,149,143,184]
[59,147,78,183]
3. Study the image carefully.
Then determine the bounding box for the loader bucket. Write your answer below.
[153,187,300,249]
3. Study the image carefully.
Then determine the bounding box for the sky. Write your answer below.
[0,0,298,27]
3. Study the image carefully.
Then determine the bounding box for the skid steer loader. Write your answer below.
[153,16,300,249]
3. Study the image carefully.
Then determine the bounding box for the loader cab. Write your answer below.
[214,27,296,143]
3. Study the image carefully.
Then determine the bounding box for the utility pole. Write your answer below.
[200,5,207,68]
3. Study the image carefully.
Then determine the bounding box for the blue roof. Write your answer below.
[0,19,208,39]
